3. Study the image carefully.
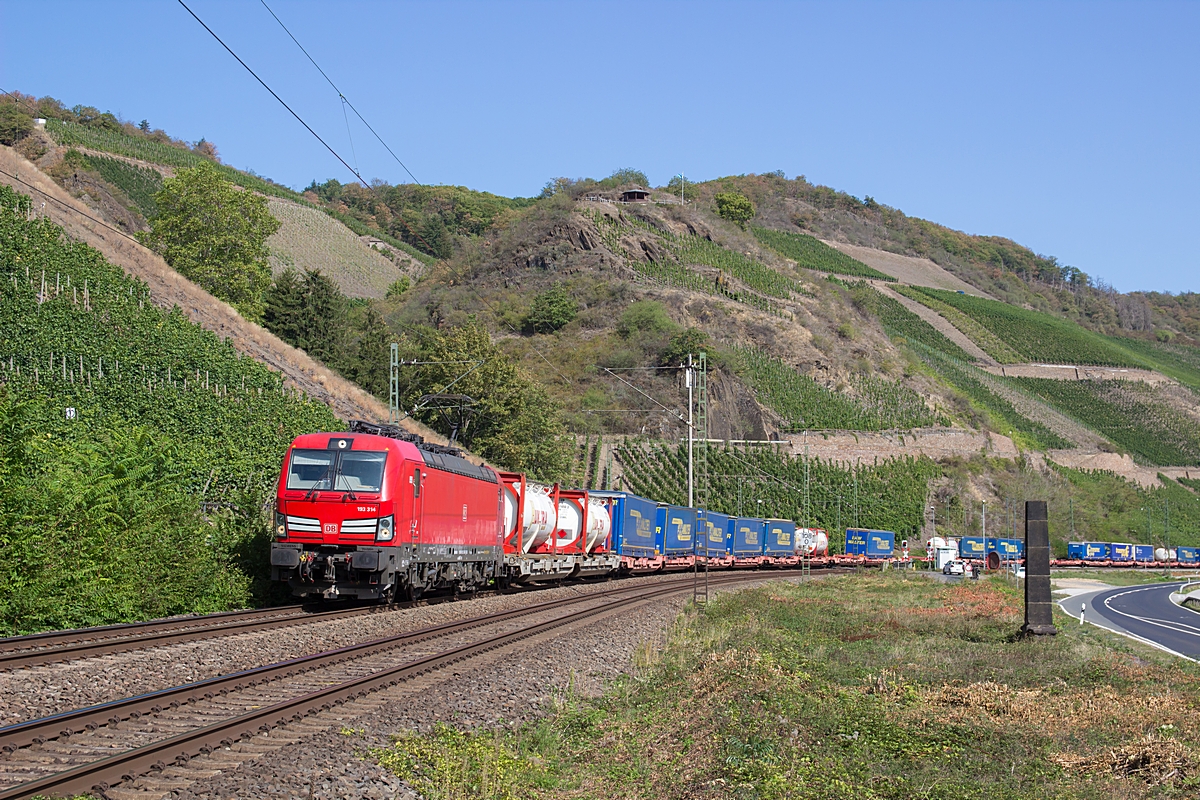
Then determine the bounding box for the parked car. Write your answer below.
[943,560,965,576]
[1010,564,1026,579]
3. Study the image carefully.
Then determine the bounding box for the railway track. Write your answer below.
[0,571,779,800]
[0,593,498,671]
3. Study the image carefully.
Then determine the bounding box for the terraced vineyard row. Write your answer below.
[731,345,946,431]
[1014,377,1200,465]
[750,226,895,281]
[614,440,939,541]
[0,184,339,495]
[894,286,1020,363]
[46,119,300,201]
[66,149,163,218]
[908,286,1143,367]
[912,345,1074,450]
[850,283,973,361]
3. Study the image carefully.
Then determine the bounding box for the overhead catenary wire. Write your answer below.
[258,0,420,184]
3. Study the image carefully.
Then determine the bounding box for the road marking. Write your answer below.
[1101,584,1200,638]
[1059,587,1198,663]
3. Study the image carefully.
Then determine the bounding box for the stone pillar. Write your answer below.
[1021,500,1057,636]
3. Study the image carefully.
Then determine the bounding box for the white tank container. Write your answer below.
[814,530,829,555]
[583,499,612,552]
[554,499,583,549]
[1155,547,1169,562]
[503,482,556,553]
[928,536,946,550]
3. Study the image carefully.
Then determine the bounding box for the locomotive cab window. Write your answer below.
[286,449,336,490]
[286,449,387,493]
[335,451,387,493]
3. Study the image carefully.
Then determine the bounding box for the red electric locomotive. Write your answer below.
[269,421,503,601]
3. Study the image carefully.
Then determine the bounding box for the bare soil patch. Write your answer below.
[822,240,990,296]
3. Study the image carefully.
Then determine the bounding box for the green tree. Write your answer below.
[714,191,756,227]
[262,268,348,366]
[138,161,280,321]
[400,321,569,479]
[0,104,32,145]
[524,283,578,334]
[347,307,392,397]
[661,327,711,367]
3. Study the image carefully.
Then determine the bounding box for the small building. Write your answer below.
[620,186,651,203]
[33,118,46,129]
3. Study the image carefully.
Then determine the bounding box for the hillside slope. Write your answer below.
[0,144,447,445]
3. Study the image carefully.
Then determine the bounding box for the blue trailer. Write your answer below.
[995,538,1022,559]
[960,536,986,558]
[1110,543,1134,562]
[1178,546,1200,564]
[1133,544,1155,563]
[656,505,696,556]
[732,517,765,556]
[764,519,796,555]
[591,491,659,557]
[846,529,895,559]
[700,511,732,556]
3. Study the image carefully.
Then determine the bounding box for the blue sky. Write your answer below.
[2,1,1197,293]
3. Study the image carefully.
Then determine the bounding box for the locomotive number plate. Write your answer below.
[357,506,378,513]
[324,523,338,535]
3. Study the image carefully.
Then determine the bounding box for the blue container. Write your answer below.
[865,530,895,559]
[656,505,696,556]
[995,538,1021,558]
[1177,546,1200,564]
[765,519,796,554]
[591,491,658,557]
[846,529,895,559]
[1110,542,1134,562]
[844,529,867,556]
[960,536,986,558]
[1067,542,1085,560]
[1134,544,1155,562]
[1083,542,1111,560]
[732,517,765,556]
[699,511,732,556]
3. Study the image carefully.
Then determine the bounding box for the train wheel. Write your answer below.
[406,584,424,602]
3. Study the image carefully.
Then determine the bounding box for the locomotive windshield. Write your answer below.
[286,449,387,493]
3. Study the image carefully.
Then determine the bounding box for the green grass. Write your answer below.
[910,287,1144,367]
[731,345,947,432]
[1105,337,1200,393]
[375,574,1200,799]
[1052,570,1196,587]
[751,226,896,281]
[849,283,973,360]
[1015,378,1200,465]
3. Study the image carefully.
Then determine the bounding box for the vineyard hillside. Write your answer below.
[265,198,412,299]
[0,144,448,446]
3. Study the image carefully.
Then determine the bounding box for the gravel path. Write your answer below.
[0,573,722,726]
[97,576,799,800]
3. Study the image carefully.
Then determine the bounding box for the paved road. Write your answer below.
[1059,581,1200,659]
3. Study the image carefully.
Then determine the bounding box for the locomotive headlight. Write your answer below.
[274,510,287,539]
[375,514,395,542]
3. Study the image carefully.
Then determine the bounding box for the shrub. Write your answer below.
[714,192,755,227]
[523,283,578,334]
[386,275,411,299]
[618,300,676,337]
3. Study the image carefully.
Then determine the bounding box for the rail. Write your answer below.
[0,572,788,800]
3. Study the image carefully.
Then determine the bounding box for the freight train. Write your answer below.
[269,422,833,602]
